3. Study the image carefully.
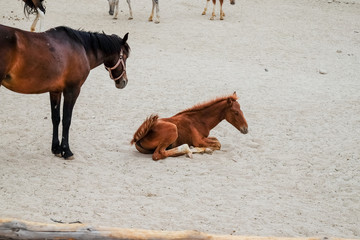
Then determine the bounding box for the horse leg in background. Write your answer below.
[60,88,81,159]
[202,0,210,15]
[126,0,133,20]
[219,0,225,20]
[210,0,216,20]
[148,0,160,24]
[113,0,119,19]
[50,92,62,156]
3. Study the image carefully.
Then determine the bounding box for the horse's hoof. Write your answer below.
[64,155,75,160]
[128,16,133,20]
[62,150,74,160]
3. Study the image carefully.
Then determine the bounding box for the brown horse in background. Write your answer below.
[0,24,130,159]
[23,0,45,31]
[202,0,235,20]
[131,92,248,160]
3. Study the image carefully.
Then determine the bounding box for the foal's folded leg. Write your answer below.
[152,144,192,160]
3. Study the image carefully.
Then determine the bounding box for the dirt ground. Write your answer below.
[0,0,359,238]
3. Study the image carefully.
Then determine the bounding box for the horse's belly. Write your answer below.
[2,74,59,94]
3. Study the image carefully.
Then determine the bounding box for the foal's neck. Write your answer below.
[193,100,227,130]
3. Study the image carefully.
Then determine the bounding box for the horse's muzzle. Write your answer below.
[240,127,248,134]
[115,78,127,89]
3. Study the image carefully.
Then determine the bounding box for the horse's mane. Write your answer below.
[175,93,238,115]
[48,26,130,57]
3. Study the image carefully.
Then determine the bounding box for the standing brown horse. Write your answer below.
[131,92,248,160]
[202,0,235,20]
[0,24,130,159]
[23,0,45,31]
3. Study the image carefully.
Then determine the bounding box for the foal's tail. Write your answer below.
[23,0,46,16]
[130,114,159,145]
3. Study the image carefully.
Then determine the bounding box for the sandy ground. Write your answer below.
[0,0,360,238]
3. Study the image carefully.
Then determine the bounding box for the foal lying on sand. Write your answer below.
[131,92,248,160]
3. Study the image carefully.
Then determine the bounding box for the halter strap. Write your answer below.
[105,49,126,81]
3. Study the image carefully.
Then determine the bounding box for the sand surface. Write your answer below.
[0,0,359,238]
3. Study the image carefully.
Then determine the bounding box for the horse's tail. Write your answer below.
[23,0,46,17]
[130,114,159,145]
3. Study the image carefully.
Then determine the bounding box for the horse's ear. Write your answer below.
[227,97,234,106]
[233,91,237,97]
[122,33,129,44]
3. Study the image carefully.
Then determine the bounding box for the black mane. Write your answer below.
[48,26,130,57]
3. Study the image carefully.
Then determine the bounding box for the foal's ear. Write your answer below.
[227,97,234,106]
[122,33,129,44]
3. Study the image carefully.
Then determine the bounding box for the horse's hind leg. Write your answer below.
[202,0,210,15]
[210,0,216,20]
[219,0,224,20]
[50,92,62,156]
[149,0,160,24]
[126,0,133,20]
[153,144,192,160]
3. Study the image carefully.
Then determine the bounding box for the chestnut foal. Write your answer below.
[131,92,248,160]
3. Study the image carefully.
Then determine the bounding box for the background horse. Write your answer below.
[108,0,160,23]
[23,0,45,31]
[202,0,235,20]
[131,92,248,160]
[0,24,130,159]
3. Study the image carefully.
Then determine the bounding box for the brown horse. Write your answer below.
[202,0,235,20]
[131,92,248,160]
[0,24,130,159]
[23,0,45,31]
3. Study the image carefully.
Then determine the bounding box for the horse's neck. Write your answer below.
[86,50,108,69]
[191,101,227,130]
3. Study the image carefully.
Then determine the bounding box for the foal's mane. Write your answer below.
[176,94,238,115]
[48,26,130,57]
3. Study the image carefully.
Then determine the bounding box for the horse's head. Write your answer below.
[108,0,116,15]
[225,92,248,134]
[105,33,130,89]
[230,0,235,5]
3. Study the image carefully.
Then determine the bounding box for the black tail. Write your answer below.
[23,0,45,17]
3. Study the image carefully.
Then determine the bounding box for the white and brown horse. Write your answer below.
[23,0,45,31]
[108,0,160,24]
[202,0,235,20]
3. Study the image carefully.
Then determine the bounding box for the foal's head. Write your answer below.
[104,33,130,89]
[108,0,117,15]
[224,92,248,134]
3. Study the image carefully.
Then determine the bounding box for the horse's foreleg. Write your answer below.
[61,89,80,159]
[126,0,133,20]
[202,0,210,15]
[50,92,62,156]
